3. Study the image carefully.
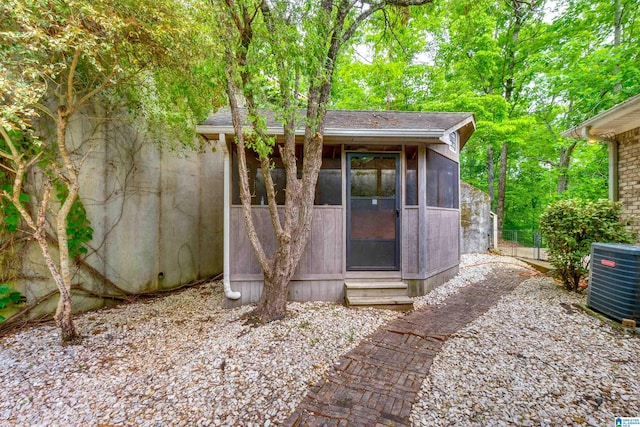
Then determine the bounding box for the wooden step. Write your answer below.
[344,281,408,298]
[345,296,414,312]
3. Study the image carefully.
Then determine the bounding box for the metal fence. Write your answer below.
[500,230,548,261]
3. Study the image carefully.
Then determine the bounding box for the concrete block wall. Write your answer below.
[13,105,224,316]
[618,126,640,240]
[460,182,491,254]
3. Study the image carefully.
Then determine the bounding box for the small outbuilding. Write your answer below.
[562,93,640,239]
[197,109,476,307]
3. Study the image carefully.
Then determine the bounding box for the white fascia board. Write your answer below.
[442,115,476,135]
[439,115,476,144]
[323,128,445,138]
[196,125,446,139]
[561,93,640,138]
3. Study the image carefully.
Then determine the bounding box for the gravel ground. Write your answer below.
[0,253,638,426]
[410,270,640,427]
[0,286,399,426]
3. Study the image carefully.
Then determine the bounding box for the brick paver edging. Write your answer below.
[284,265,529,427]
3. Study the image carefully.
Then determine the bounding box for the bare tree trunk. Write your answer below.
[34,230,79,342]
[556,141,577,194]
[0,156,80,341]
[0,125,80,342]
[497,143,508,236]
[52,107,82,342]
[487,145,495,210]
[258,275,289,321]
[254,130,324,321]
[613,0,622,93]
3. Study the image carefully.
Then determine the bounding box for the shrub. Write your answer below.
[0,283,25,323]
[539,199,635,291]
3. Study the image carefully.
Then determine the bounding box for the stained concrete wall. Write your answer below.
[460,182,491,254]
[12,105,223,316]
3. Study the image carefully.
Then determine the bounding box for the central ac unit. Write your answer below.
[588,243,640,322]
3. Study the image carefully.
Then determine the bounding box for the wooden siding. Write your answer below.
[226,280,344,307]
[406,264,459,297]
[426,208,460,272]
[402,207,420,276]
[230,206,343,280]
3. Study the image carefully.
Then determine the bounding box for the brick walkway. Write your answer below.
[284,265,529,427]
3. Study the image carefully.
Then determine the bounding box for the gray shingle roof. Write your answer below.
[198,108,476,147]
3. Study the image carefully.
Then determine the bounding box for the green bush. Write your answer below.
[539,199,635,292]
[0,283,25,323]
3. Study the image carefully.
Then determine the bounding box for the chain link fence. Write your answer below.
[500,230,548,261]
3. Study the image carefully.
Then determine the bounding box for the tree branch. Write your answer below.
[0,126,21,159]
[224,54,272,273]
[67,49,81,108]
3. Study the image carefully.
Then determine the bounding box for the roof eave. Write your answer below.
[196,125,448,140]
[561,93,640,139]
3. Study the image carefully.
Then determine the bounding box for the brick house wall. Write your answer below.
[617,126,640,239]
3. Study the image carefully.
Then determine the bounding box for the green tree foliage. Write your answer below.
[540,199,634,292]
[0,284,25,323]
[331,0,640,233]
[55,183,93,259]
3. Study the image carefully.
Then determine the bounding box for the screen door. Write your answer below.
[346,153,400,270]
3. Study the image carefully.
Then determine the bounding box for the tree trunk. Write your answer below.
[256,259,293,322]
[53,108,82,343]
[54,286,79,342]
[33,201,80,343]
[487,145,495,210]
[613,0,622,93]
[253,132,323,322]
[1,135,81,342]
[503,1,523,103]
[556,141,577,194]
[34,237,78,342]
[497,142,508,236]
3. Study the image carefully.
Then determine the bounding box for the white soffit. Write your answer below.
[562,93,640,139]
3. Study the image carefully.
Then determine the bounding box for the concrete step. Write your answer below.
[345,296,414,312]
[344,281,408,298]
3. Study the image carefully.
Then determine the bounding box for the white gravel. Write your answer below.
[412,253,525,309]
[1,253,638,426]
[410,268,640,426]
[0,285,398,426]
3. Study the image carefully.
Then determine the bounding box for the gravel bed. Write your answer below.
[412,253,525,310]
[1,254,638,426]
[0,284,399,426]
[411,272,640,426]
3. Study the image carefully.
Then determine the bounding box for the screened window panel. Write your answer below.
[315,163,342,205]
[426,150,459,208]
[405,146,418,206]
[232,146,342,206]
[232,151,287,205]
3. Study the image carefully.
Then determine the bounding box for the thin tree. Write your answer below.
[213,0,434,323]
[0,0,212,342]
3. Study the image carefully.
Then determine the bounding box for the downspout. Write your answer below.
[490,212,498,250]
[582,126,618,201]
[607,139,619,202]
[220,134,241,300]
